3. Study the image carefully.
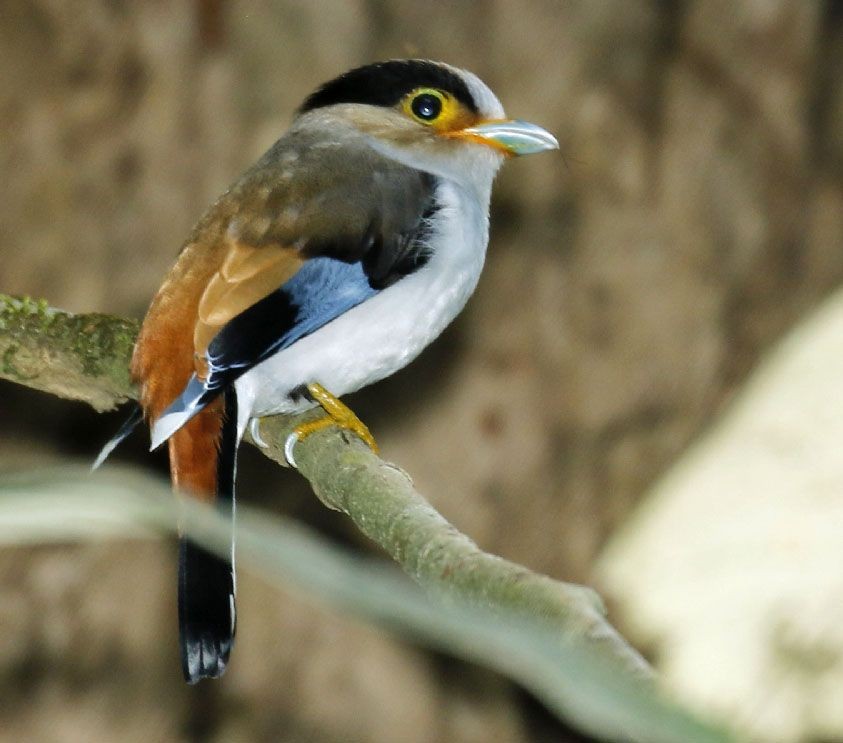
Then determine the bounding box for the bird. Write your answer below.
[95,59,558,683]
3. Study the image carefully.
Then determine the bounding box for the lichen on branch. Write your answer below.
[0,294,137,411]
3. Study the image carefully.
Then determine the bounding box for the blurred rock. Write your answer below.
[597,287,843,742]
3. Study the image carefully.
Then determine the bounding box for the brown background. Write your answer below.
[2,1,843,741]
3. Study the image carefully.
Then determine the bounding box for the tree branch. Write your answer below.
[0,291,653,680]
[0,294,137,411]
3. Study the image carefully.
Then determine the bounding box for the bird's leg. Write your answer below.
[285,382,378,467]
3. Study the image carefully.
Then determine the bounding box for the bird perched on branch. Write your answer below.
[96,59,558,683]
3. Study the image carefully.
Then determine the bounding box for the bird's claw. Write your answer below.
[283,383,379,466]
[249,418,268,449]
[284,431,300,468]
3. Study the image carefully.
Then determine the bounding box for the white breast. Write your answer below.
[235,178,490,422]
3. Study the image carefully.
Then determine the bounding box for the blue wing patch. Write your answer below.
[150,257,378,450]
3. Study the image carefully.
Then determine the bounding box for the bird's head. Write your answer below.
[294,59,558,193]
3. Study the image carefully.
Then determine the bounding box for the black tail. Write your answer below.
[179,387,238,683]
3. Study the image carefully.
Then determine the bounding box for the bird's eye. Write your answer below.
[403,88,450,125]
[402,87,469,131]
[410,92,443,122]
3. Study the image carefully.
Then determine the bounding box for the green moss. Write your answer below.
[2,344,20,378]
[0,294,56,324]
[0,292,139,399]
[63,313,137,378]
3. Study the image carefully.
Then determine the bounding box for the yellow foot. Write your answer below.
[284,382,378,467]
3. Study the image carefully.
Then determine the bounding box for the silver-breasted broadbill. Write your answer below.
[95,59,558,683]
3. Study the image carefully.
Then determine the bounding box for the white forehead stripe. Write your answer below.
[443,63,506,120]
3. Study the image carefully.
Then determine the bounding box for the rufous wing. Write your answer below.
[193,235,304,372]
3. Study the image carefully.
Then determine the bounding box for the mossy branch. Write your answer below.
[0,292,653,681]
[0,295,137,411]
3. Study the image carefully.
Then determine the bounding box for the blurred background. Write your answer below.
[2,1,843,741]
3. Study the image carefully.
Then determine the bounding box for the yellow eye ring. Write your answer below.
[407,89,445,123]
[401,87,475,132]
[402,87,465,129]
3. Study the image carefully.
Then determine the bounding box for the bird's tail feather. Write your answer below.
[174,387,238,683]
[150,375,212,451]
[91,403,144,470]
